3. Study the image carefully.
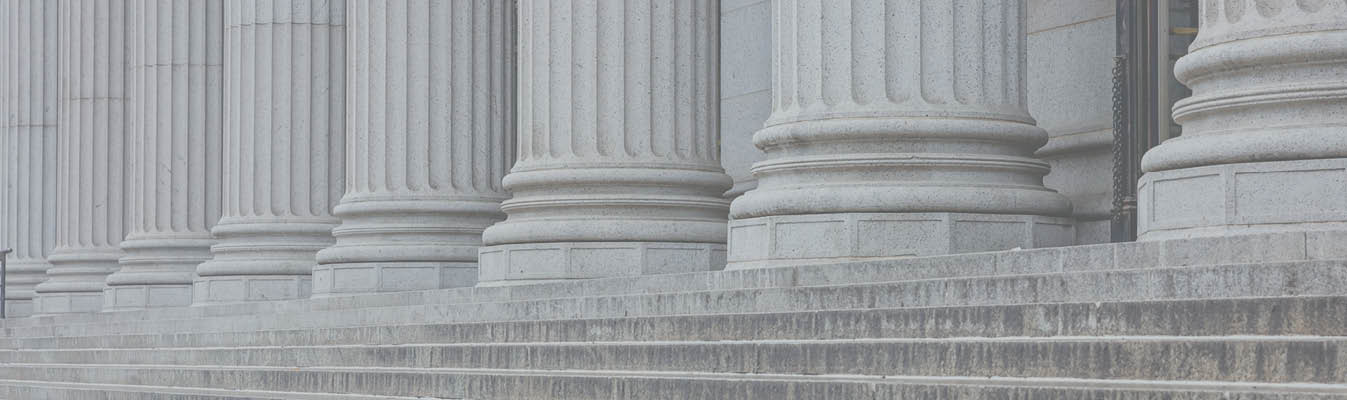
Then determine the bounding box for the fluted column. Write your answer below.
[0,0,58,318]
[35,0,130,315]
[477,0,731,285]
[726,0,1072,268]
[1138,0,1347,240]
[193,0,344,305]
[313,0,513,295]
[106,0,223,310]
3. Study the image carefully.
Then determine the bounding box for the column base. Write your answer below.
[1139,158,1347,241]
[310,262,477,297]
[102,284,192,311]
[32,291,103,315]
[477,242,727,286]
[4,299,33,318]
[726,212,1074,270]
[192,275,311,305]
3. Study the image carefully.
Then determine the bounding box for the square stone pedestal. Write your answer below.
[310,262,477,297]
[726,212,1075,269]
[477,242,727,287]
[1139,158,1347,241]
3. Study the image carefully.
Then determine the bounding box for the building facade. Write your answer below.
[0,0,1344,398]
[0,0,1155,315]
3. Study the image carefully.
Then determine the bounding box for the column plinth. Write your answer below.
[313,0,514,295]
[0,0,58,317]
[477,0,731,285]
[726,0,1072,269]
[34,0,131,315]
[1138,1,1347,240]
[106,0,223,310]
[193,0,345,305]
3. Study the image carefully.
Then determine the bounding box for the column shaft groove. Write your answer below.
[194,0,345,304]
[314,0,514,295]
[0,0,59,317]
[107,0,224,310]
[1137,0,1347,240]
[477,0,731,285]
[36,0,132,315]
[727,0,1071,268]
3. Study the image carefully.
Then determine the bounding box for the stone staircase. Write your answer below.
[1,232,1346,399]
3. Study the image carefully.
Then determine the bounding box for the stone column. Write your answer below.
[105,0,223,310]
[313,0,513,295]
[35,0,131,315]
[726,0,1073,268]
[0,0,58,318]
[193,0,345,305]
[477,0,731,285]
[1137,0,1347,240]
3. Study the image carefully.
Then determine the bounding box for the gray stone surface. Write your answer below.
[4,296,1341,349]
[0,0,58,319]
[4,230,1346,398]
[313,0,515,295]
[10,338,1347,383]
[727,212,1074,268]
[1141,158,1347,240]
[1028,0,1115,245]
[719,0,770,199]
[5,253,1344,339]
[477,0,733,283]
[729,0,1073,268]
[106,0,224,311]
[1139,0,1347,240]
[0,231,1332,331]
[2,365,1343,400]
[34,0,133,316]
[193,0,345,305]
[3,1,1346,398]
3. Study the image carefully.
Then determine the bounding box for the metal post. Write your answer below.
[0,249,11,319]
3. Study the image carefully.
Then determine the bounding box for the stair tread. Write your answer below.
[8,260,1343,339]
[5,363,1346,396]
[2,232,1327,330]
[0,379,435,400]
[6,335,1346,384]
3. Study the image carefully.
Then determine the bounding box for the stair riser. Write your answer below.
[0,382,439,400]
[6,297,1345,349]
[7,262,1345,339]
[5,230,1322,331]
[1,366,1343,400]
[2,386,257,400]
[5,340,1345,383]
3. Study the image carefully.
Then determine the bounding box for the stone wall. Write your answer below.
[719,0,771,199]
[1028,0,1116,245]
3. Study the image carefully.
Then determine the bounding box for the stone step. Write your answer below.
[0,380,431,400]
[1,364,1344,399]
[4,337,1346,384]
[6,260,1344,339]
[3,231,1322,330]
[4,296,1343,350]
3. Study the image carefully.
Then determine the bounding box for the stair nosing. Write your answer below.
[6,363,1347,395]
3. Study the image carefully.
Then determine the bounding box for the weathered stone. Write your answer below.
[477,0,732,284]
[719,0,771,199]
[314,0,515,295]
[33,0,132,315]
[0,0,58,318]
[728,0,1073,268]
[193,0,346,305]
[1,1,1345,399]
[105,0,225,311]
[1029,1,1115,245]
[1139,0,1347,240]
